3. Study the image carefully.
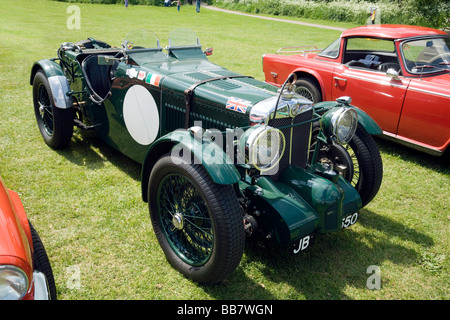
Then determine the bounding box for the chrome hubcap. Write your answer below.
[172,213,184,230]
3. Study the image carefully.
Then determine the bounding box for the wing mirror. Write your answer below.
[386,68,400,80]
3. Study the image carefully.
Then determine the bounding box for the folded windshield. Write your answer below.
[123,29,161,51]
[168,28,201,48]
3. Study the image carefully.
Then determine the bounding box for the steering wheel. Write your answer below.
[428,52,450,65]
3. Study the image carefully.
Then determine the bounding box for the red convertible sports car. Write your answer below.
[0,176,56,300]
[263,24,450,156]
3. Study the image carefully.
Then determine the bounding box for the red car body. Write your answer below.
[0,176,55,300]
[263,24,450,155]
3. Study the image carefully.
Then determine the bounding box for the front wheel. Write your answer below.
[346,126,383,207]
[311,126,383,207]
[29,222,57,300]
[148,154,245,284]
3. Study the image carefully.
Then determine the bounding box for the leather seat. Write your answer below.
[378,62,400,72]
[347,60,367,68]
[82,55,114,104]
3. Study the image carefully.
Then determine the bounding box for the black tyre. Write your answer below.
[29,221,57,300]
[148,154,245,284]
[32,71,73,149]
[294,78,322,103]
[346,126,383,207]
[311,125,383,207]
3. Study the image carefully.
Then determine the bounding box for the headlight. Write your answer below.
[321,107,358,144]
[240,125,285,172]
[0,265,29,300]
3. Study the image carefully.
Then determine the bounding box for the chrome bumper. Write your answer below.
[33,271,51,300]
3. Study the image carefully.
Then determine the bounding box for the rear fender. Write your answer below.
[30,59,72,109]
[141,130,241,202]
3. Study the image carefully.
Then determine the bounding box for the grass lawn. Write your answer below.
[0,0,448,300]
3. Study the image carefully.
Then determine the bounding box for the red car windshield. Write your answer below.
[401,37,450,74]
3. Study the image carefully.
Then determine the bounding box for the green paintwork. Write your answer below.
[279,166,361,234]
[239,178,318,246]
[141,130,240,202]
[31,31,380,248]
[30,59,65,85]
[237,163,362,245]
[315,101,382,135]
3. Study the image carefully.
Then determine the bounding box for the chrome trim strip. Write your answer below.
[380,131,444,156]
[342,73,408,89]
[408,87,450,99]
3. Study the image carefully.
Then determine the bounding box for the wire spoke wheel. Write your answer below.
[344,143,360,187]
[37,83,54,135]
[158,173,213,266]
[309,124,382,207]
[148,154,245,284]
[294,86,315,102]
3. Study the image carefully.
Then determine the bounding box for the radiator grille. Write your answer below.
[268,109,313,179]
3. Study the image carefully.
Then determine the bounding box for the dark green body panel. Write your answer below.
[34,42,373,247]
[315,101,383,135]
[141,130,241,202]
[81,48,277,164]
[30,59,65,84]
[239,166,361,246]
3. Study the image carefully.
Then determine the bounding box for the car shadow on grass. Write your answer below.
[53,128,440,300]
[56,130,142,182]
[204,206,433,300]
[375,137,450,172]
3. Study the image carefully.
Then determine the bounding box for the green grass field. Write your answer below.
[0,0,448,300]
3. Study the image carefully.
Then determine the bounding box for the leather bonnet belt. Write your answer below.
[183,75,253,129]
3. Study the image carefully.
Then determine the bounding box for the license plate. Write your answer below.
[342,212,358,229]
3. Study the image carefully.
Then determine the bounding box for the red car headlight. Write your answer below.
[0,265,29,300]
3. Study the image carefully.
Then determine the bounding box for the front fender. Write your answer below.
[141,130,241,202]
[315,101,382,135]
[30,59,72,109]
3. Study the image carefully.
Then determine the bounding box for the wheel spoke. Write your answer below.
[158,173,214,265]
[37,84,54,134]
[345,144,360,186]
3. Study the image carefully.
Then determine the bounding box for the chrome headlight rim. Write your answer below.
[241,125,286,172]
[322,107,358,144]
[0,265,30,300]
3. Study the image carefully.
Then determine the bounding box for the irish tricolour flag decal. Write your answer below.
[145,72,162,87]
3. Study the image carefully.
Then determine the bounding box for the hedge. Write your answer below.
[213,0,449,29]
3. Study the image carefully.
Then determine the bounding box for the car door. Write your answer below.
[397,75,450,152]
[331,37,411,135]
[331,64,409,135]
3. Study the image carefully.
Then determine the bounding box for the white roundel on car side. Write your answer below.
[123,84,159,145]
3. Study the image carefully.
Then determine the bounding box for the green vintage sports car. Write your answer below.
[30,29,383,284]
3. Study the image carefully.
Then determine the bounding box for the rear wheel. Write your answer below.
[148,154,245,284]
[294,78,322,103]
[32,71,73,149]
